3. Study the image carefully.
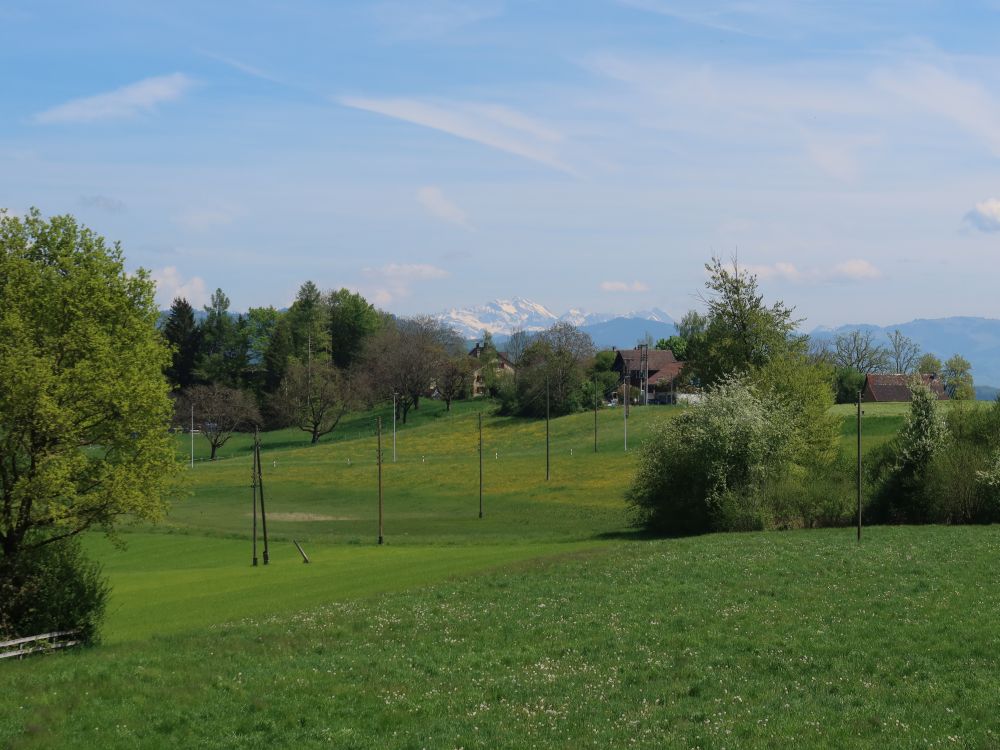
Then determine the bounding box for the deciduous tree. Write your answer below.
[690,258,802,385]
[275,360,353,443]
[943,354,975,400]
[887,329,921,374]
[832,329,889,374]
[179,384,260,460]
[0,210,177,566]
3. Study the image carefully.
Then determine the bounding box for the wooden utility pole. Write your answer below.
[594,373,598,453]
[377,417,384,545]
[857,392,863,541]
[478,412,483,519]
[623,379,628,452]
[545,375,550,481]
[251,435,258,567]
[256,429,269,565]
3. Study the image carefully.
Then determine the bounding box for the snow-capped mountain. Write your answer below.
[437,297,559,338]
[436,298,674,339]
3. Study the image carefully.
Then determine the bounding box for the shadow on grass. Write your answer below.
[591,527,662,542]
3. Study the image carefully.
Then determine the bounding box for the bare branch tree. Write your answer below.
[833,330,890,373]
[179,385,261,460]
[275,360,354,444]
[887,329,921,374]
[364,316,461,423]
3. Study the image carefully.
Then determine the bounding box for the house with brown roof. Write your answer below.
[612,348,685,404]
[468,342,516,397]
[861,373,949,402]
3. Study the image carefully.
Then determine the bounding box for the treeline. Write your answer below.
[655,313,975,404]
[161,282,478,455]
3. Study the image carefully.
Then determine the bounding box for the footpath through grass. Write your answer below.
[5,526,1000,748]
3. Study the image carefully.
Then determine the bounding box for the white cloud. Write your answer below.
[964,198,1000,232]
[747,262,805,282]
[35,73,195,124]
[874,64,1000,157]
[173,206,241,231]
[748,260,881,283]
[417,186,472,229]
[203,53,286,86]
[152,267,209,308]
[340,96,574,174]
[362,262,450,304]
[831,259,881,281]
[600,280,650,292]
[372,1,502,40]
[79,194,125,212]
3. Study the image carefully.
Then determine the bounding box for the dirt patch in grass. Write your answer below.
[244,512,355,522]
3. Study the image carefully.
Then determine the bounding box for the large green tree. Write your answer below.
[689,258,802,385]
[328,288,381,369]
[943,354,974,400]
[0,210,177,565]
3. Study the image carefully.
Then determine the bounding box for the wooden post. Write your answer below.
[594,373,598,453]
[251,433,258,567]
[857,392,862,541]
[293,539,310,564]
[377,417,384,545]
[478,412,483,519]
[545,375,550,481]
[256,430,269,565]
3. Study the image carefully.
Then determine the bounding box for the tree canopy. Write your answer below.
[0,210,177,562]
[689,258,801,385]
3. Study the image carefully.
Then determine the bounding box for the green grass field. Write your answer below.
[4,398,997,747]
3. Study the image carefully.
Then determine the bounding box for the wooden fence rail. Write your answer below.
[0,630,80,660]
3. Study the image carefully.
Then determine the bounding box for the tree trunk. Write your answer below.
[210,442,218,460]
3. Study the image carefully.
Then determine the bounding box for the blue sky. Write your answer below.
[2,1,999,326]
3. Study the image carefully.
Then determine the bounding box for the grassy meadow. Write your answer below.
[4,398,999,748]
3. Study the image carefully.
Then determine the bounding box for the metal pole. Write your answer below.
[478,411,483,519]
[857,392,862,541]
[257,430,269,565]
[594,373,598,453]
[545,375,550,481]
[392,392,397,463]
[190,403,194,469]
[377,417,384,544]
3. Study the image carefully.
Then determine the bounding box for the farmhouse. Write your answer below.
[612,348,685,404]
[468,342,516,397]
[861,373,949,402]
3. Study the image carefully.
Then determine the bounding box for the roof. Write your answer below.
[613,348,679,373]
[862,373,949,402]
[468,343,514,369]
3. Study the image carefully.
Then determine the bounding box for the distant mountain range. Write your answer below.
[438,301,1000,390]
[435,297,674,339]
[810,317,1000,390]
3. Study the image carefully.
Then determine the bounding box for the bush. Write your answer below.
[0,537,109,644]
[867,388,1000,524]
[627,376,795,535]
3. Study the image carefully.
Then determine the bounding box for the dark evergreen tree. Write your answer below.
[328,288,381,369]
[197,288,249,386]
[163,297,201,389]
[263,315,294,394]
[287,281,328,362]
